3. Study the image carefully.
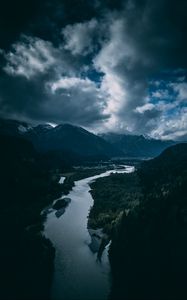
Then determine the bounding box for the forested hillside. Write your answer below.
[109,143,187,300]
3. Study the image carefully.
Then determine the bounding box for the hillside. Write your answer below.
[0,118,32,136]
[0,134,63,300]
[109,143,187,300]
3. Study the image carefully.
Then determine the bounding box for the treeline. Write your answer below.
[88,143,187,299]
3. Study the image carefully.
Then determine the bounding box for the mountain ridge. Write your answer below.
[100,132,176,157]
[0,117,180,160]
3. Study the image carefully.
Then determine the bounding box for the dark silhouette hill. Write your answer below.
[110,143,187,300]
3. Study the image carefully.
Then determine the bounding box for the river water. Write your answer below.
[44,166,134,300]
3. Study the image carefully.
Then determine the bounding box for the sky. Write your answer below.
[0,0,187,140]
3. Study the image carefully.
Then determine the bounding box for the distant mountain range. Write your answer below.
[0,118,180,160]
[100,132,176,158]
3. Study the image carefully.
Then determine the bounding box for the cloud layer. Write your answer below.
[0,0,187,139]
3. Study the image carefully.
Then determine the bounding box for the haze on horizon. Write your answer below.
[0,0,187,141]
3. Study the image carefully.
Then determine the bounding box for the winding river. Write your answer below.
[44,166,134,300]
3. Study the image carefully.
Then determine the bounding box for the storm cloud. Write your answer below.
[0,0,187,139]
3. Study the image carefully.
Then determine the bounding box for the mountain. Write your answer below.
[24,123,122,159]
[0,118,32,136]
[109,143,187,300]
[0,118,178,160]
[100,132,176,157]
[0,118,122,161]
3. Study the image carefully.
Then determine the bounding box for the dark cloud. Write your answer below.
[0,0,47,49]
[0,71,109,126]
[0,0,98,50]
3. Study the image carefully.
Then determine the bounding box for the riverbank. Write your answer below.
[41,167,116,220]
[88,168,141,235]
[0,134,64,300]
[0,180,62,300]
[86,166,140,261]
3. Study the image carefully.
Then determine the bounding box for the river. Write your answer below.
[44,166,135,300]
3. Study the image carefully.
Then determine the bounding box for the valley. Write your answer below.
[0,1,186,299]
[0,118,186,300]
